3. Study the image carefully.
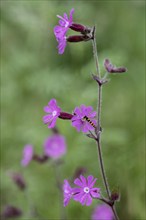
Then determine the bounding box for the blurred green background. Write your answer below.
[1,1,145,220]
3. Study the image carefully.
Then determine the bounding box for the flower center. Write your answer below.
[83,187,90,194]
[52,110,57,117]
[65,21,69,28]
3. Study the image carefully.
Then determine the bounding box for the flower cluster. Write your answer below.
[21,134,66,166]
[63,175,100,207]
[54,9,92,54]
[43,99,97,133]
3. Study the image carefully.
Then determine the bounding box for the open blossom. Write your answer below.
[54,8,74,54]
[63,180,73,207]
[43,99,61,128]
[44,134,66,159]
[21,145,33,167]
[73,175,100,206]
[92,204,114,220]
[71,105,96,133]
[54,8,74,39]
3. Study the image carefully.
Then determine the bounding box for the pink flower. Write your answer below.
[21,145,33,167]
[72,175,100,206]
[54,8,74,54]
[71,105,97,133]
[43,99,61,128]
[44,134,66,159]
[54,8,74,40]
[92,204,114,220]
[63,180,73,207]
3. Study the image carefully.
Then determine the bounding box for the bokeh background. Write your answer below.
[1,1,145,220]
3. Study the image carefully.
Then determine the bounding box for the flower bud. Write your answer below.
[51,127,59,134]
[1,205,22,218]
[104,59,127,73]
[111,188,120,202]
[73,167,87,179]
[33,154,49,163]
[59,112,73,120]
[67,35,91,43]
[70,23,91,33]
[10,173,26,190]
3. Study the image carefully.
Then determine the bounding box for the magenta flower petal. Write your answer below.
[73,190,84,202]
[71,105,97,133]
[90,188,100,198]
[74,107,82,117]
[87,175,94,186]
[43,115,53,124]
[43,106,52,113]
[54,26,66,40]
[72,120,83,132]
[82,123,90,133]
[89,178,97,188]
[92,204,114,220]
[63,180,73,207]
[69,8,74,23]
[58,37,67,54]
[74,178,84,187]
[48,99,57,108]
[44,134,66,159]
[85,195,92,206]
[21,145,33,167]
[48,117,57,128]
[89,111,97,118]
[80,193,88,205]
[80,175,87,186]
[43,99,61,129]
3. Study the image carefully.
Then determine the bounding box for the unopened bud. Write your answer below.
[8,172,26,190]
[51,127,59,134]
[104,59,127,73]
[67,35,91,43]
[73,167,87,180]
[70,23,91,34]
[1,205,22,218]
[59,112,73,120]
[111,188,120,202]
[33,154,49,163]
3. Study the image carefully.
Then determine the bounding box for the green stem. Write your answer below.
[92,26,101,78]
[92,27,119,220]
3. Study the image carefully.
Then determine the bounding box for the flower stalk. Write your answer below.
[92,27,119,220]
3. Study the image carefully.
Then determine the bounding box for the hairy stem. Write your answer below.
[92,26,101,78]
[112,206,119,220]
[92,29,119,220]
[96,138,111,199]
